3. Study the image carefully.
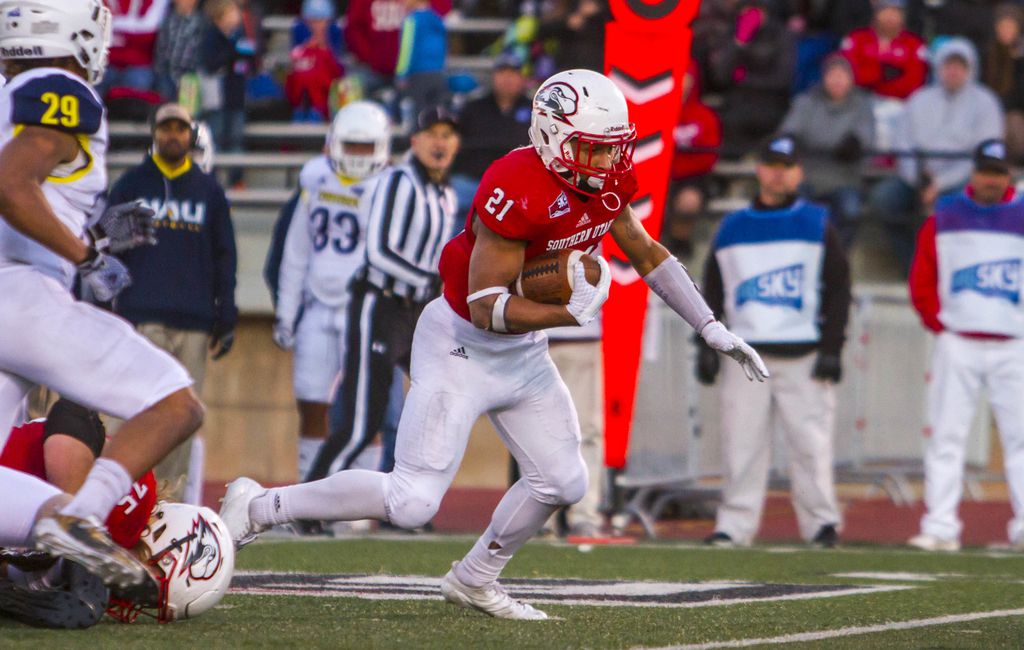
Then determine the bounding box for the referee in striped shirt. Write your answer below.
[307,106,461,482]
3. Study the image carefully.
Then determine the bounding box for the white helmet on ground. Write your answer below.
[192,121,215,174]
[327,100,391,179]
[108,502,235,623]
[528,69,636,194]
[0,0,112,85]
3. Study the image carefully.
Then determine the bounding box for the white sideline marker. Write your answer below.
[653,608,1024,650]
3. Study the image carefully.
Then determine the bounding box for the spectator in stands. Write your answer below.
[691,0,742,91]
[345,0,452,96]
[869,38,1003,276]
[154,0,205,102]
[780,54,874,249]
[396,0,449,124]
[539,0,611,72]
[199,0,257,186]
[907,139,1024,553]
[840,0,927,160]
[450,51,532,218]
[709,0,796,158]
[285,0,346,121]
[111,104,238,501]
[664,62,721,259]
[100,0,169,98]
[291,0,344,57]
[841,0,928,101]
[909,0,994,54]
[699,135,851,549]
[983,4,1024,159]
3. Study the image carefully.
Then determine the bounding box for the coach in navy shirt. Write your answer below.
[111,103,238,500]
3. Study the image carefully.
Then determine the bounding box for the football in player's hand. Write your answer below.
[513,250,602,305]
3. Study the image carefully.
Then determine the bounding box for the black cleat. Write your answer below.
[812,524,840,548]
[704,531,735,548]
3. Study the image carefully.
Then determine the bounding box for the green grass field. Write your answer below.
[3,535,1024,648]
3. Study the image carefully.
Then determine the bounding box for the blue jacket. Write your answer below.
[111,156,238,333]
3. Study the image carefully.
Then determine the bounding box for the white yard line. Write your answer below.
[650,608,1024,649]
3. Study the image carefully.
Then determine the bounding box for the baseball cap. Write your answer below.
[153,103,193,128]
[302,0,335,20]
[759,134,799,166]
[974,139,1011,174]
[416,105,459,133]
[493,50,524,71]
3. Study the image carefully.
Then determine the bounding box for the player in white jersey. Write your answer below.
[0,0,202,592]
[273,101,392,479]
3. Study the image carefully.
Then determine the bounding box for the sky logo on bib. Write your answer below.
[951,258,1021,304]
[736,264,804,309]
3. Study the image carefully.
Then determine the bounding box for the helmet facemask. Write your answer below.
[557,130,636,194]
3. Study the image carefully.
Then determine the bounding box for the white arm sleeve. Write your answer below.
[643,256,715,333]
[276,191,313,329]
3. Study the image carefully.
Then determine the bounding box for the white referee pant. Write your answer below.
[714,352,841,545]
[920,332,1024,543]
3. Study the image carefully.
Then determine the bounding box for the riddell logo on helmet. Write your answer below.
[0,45,44,57]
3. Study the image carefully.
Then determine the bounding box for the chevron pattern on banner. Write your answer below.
[601,0,700,469]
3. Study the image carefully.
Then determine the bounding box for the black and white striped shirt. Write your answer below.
[362,157,457,302]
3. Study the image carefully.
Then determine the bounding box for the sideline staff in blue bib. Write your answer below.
[699,135,851,548]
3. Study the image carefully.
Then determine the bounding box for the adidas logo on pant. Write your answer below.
[449,346,469,359]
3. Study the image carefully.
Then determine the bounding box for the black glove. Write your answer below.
[696,344,720,385]
[209,322,235,360]
[833,133,862,163]
[812,353,842,383]
[881,62,902,82]
[90,199,157,254]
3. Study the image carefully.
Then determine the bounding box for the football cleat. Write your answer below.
[908,534,961,552]
[0,560,109,629]
[32,514,156,599]
[218,477,268,550]
[441,563,548,620]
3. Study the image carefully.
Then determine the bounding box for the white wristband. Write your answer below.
[491,293,510,332]
[643,257,715,333]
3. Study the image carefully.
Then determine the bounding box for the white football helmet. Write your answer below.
[327,100,391,179]
[108,502,236,623]
[0,0,112,85]
[528,69,636,194]
[192,121,215,174]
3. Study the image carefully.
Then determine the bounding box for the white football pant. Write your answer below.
[0,266,192,451]
[921,333,1024,543]
[293,299,346,403]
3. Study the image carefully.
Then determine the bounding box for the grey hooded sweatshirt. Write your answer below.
[897,38,1004,192]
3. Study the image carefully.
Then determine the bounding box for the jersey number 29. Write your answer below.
[311,207,360,254]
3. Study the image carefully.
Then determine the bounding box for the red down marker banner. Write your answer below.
[602,0,700,468]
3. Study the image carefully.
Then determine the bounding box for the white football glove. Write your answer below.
[700,321,770,382]
[77,250,131,302]
[272,320,295,350]
[565,253,611,326]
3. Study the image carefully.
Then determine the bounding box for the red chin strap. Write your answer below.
[555,129,637,197]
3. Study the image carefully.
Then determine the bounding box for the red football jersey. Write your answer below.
[440,147,638,320]
[1,421,157,550]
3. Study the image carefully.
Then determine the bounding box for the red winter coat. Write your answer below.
[106,0,168,68]
[286,44,344,116]
[840,28,929,100]
[345,0,451,76]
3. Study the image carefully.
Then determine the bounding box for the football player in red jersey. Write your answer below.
[0,400,235,628]
[221,69,768,620]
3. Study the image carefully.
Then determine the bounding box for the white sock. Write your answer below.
[454,480,558,588]
[59,458,132,521]
[250,469,387,528]
[297,437,324,480]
